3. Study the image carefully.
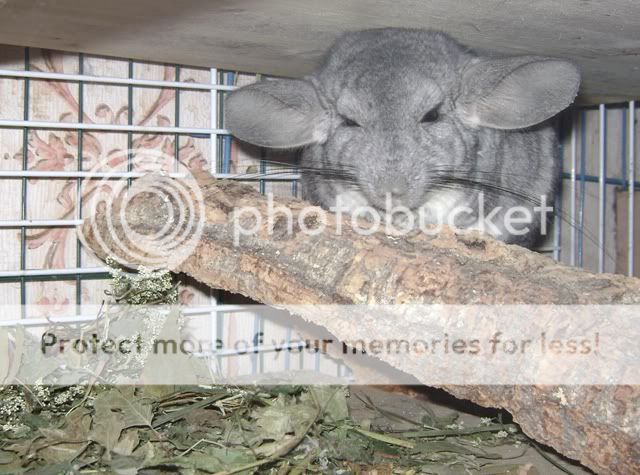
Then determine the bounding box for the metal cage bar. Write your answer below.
[19,48,30,317]
[208,67,221,368]
[598,104,607,272]
[0,119,228,135]
[629,101,636,276]
[0,68,235,91]
[553,119,563,261]
[75,53,85,310]
[1,49,639,376]
[569,111,577,267]
[578,110,587,268]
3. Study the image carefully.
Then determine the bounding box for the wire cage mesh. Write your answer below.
[554,104,637,276]
[0,45,637,378]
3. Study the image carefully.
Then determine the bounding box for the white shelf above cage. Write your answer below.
[0,0,639,105]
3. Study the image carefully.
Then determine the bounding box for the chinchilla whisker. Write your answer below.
[247,159,360,173]
[232,164,359,182]
[428,166,555,183]
[426,175,541,203]
[427,177,611,260]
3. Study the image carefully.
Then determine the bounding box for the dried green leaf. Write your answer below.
[353,427,415,449]
[0,465,28,475]
[418,462,469,475]
[109,454,144,475]
[308,386,349,422]
[152,393,227,428]
[253,395,294,440]
[90,406,126,453]
[93,388,153,429]
[24,462,76,475]
[38,441,89,465]
[38,407,92,443]
[141,447,256,473]
[479,463,540,474]
[131,440,157,462]
[139,385,178,400]
[113,429,140,456]
[320,425,373,462]
[0,450,16,465]
[412,440,504,461]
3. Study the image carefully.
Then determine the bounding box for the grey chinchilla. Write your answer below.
[224,28,580,248]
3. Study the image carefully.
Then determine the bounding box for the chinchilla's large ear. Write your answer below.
[224,78,329,148]
[457,56,580,129]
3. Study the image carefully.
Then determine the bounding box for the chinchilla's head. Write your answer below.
[225,28,580,211]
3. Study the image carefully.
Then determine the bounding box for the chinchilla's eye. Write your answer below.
[341,115,361,127]
[420,107,440,123]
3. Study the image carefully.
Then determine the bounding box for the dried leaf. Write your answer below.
[139,385,178,400]
[253,395,294,440]
[322,425,373,461]
[93,388,153,429]
[113,429,140,456]
[90,406,126,453]
[152,393,228,428]
[0,450,16,465]
[412,439,504,460]
[109,455,143,475]
[25,462,77,475]
[141,447,255,473]
[38,441,89,465]
[479,463,540,475]
[308,386,349,422]
[38,407,92,443]
[353,428,415,449]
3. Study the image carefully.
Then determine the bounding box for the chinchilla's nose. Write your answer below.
[379,178,409,198]
[385,132,419,164]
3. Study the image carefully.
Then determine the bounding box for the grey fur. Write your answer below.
[225,28,580,247]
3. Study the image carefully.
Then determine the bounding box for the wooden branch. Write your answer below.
[80,171,640,474]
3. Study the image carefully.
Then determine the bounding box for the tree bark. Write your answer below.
[80,171,640,474]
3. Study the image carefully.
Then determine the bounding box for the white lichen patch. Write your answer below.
[552,387,569,406]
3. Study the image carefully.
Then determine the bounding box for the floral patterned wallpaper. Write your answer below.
[0,46,298,316]
[0,44,326,376]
